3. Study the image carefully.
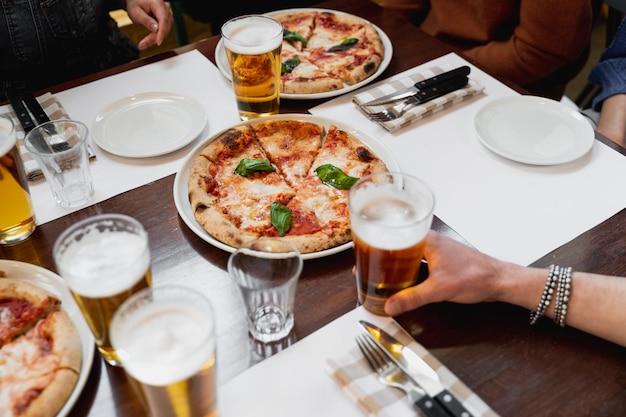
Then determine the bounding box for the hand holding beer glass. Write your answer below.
[0,115,36,244]
[221,15,283,120]
[349,172,435,316]
[53,214,152,366]
[111,285,218,417]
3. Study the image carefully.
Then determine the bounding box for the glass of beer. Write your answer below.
[221,14,283,120]
[0,115,36,244]
[111,285,218,417]
[53,213,152,366]
[349,172,435,316]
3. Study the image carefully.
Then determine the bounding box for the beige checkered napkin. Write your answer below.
[324,321,500,417]
[3,92,96,182]
[353,65,486,132]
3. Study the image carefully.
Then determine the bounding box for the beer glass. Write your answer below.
[221,15,283,120]
[111,285,218,417]
[53,214,152,366]
[0,115,36,244]
[349,172,435,315]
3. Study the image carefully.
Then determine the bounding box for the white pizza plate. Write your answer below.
[173,114,400,260]
[215,8,393,100]
[0,260,95,417]
[91,92,207,158]
[474,95,595,165]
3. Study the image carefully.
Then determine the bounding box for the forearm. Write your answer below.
[498,263,626,347]
[596,94,626,146]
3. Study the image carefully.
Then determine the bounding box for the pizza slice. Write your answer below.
[250,119,324,189]
[0,278,61,346]
[0,278,82,417]
[273,10,317,51]
[280,46,343,94]
[188,126,297,247]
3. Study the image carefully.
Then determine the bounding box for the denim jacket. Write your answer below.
[589,18,626,111]
[0,0,138,100]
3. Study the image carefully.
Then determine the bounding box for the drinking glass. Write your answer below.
[349,171,435,315]
[0,115,36,244]
[24,119,94,208]
[221,15,283,120]
[228,238,303,343]
[111,285,218,417]
[53,213,152,366]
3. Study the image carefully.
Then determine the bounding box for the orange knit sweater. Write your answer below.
[400,0,601,99]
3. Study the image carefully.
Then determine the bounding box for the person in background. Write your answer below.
[586,18,626,147]
[384,230,626,348]
[0,0,173,102]
[374,0,602,100]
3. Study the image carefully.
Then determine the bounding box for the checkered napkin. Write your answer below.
[353,65,486,132]
[2,92,96,182]
[324,321,500,417]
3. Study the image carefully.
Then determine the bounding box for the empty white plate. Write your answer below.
[474,95,594,165]
[92,92,207,158]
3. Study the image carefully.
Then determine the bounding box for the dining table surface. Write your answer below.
[2,0,626,416]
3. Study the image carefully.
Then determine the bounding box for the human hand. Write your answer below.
[125,0,174,50]
[384,231,506,316]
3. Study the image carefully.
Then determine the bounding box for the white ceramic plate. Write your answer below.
[0,260,95,417]
[474,96,594,165]
[173,114,400,260]
[215,8,393,100]
[92,92,207,158]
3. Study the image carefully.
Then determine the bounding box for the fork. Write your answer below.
[356,334,450,417]
[367,96,420,122]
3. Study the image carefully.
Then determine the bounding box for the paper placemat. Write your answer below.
[325,320,498,417]
[353,65,485,132]
[2,92,96,181]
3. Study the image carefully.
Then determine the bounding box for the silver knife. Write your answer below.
[360,320,475,417]
[363,65,471,106]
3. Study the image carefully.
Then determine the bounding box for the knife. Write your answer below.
[363,65,471,106]
[360,320,475,417]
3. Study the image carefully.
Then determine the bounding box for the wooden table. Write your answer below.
[2,0,626,416]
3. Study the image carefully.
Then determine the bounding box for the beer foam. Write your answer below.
[222,17,282,55]
[58,231,149,297]
[350,187,432,250]
[116,302,215,385]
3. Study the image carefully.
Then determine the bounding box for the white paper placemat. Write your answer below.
[309,52,626,266]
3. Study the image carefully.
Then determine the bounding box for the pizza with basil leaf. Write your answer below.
[187,119,388,254]
[274,10,385,94]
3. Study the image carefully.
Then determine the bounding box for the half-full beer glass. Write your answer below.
[53,214,152,366]
[111,285,218,417]
[349,172,435,315]
[0,115,36,244]
[221,15,283,120]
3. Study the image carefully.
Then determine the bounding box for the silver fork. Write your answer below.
[367,96,420,122]
[355,334,449,417]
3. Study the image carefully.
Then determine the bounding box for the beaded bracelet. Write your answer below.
[530,265,558,325]
[553,267,572,327]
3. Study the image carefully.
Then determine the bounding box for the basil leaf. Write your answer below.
[314,164,359,189]
[271,202,292,236]
[327,38,358,52]
[281,57,301,74]
[234,159,275,176]
[283,29,308,48]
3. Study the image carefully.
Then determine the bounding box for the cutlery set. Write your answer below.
[357,321,474,417]
[361,66,471,122]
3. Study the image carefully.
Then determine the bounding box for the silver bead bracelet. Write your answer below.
[530,264,572,326]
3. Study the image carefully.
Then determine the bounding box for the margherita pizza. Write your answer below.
[274,10,385,94]
[0,274,82,417]
[187,119,388,254]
